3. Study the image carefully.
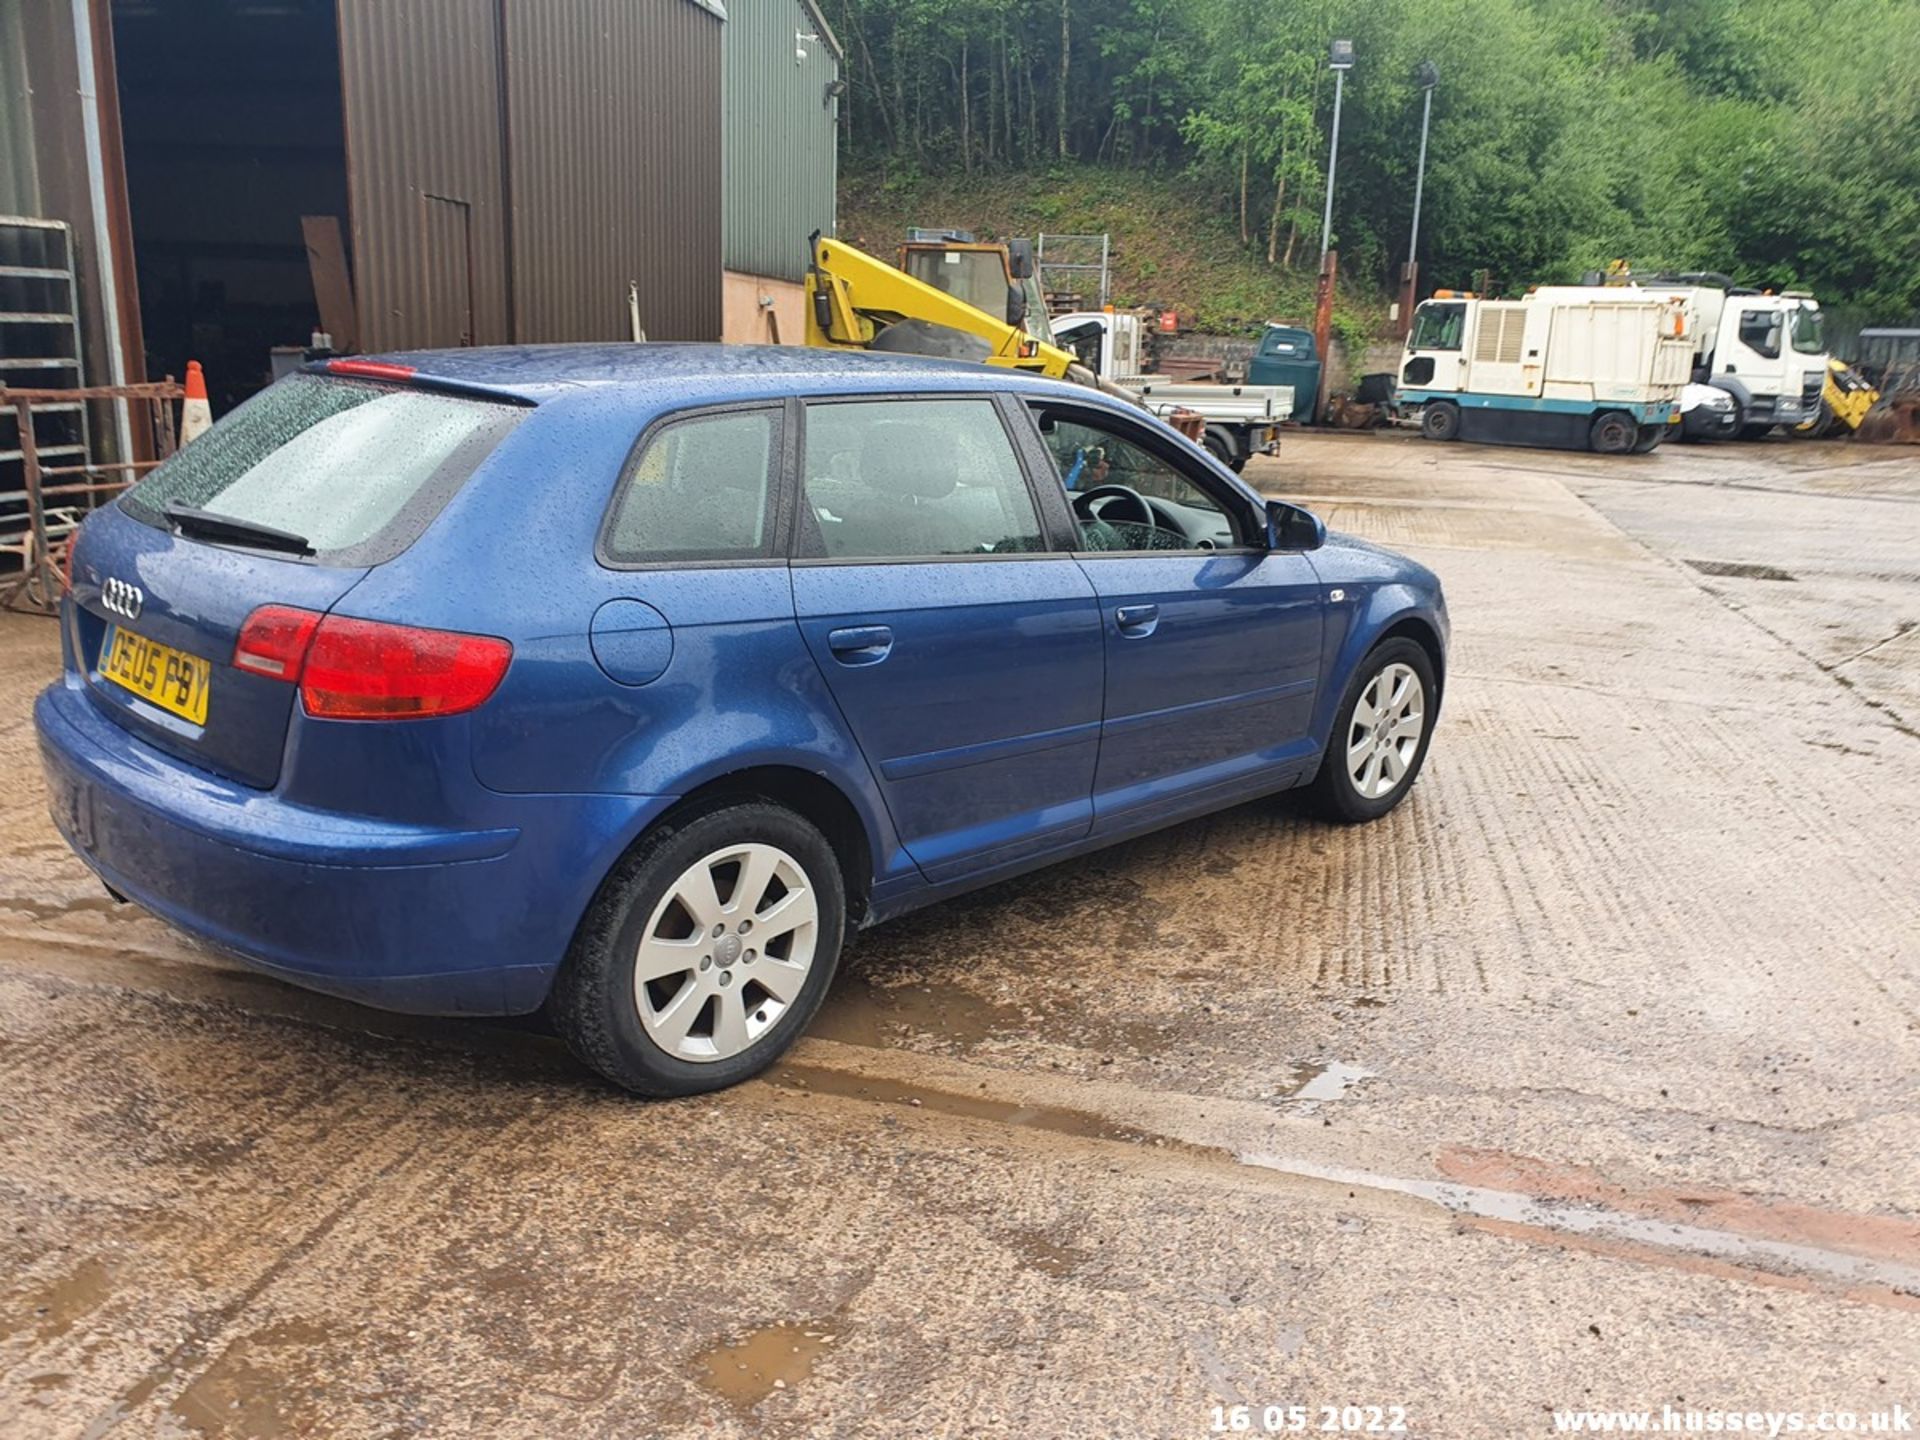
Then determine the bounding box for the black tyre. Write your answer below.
[1789,406,1832,439]
[1631,424,1664,454]
[1420,401,1461,442]
[1203,432,1233,467]
[550,800,847,1097]
[1589,410,1637,454]
[1306,637,1438,824]
[1738,422,1775,441]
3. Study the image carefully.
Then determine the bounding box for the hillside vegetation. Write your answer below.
[821,0,1920,316]
[838,164,1383,339]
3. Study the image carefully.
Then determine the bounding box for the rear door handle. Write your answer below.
[1114,603,1159,637]
[827,624,894,665]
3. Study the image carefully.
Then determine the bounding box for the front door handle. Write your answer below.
[1114,603,1159,637]
[827,624,894,665]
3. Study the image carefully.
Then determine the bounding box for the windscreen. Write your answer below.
[1411,303,1465,351]
[903,250,1010,319]
[123,375,524,565]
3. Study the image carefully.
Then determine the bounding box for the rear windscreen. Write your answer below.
[122,375,524,565]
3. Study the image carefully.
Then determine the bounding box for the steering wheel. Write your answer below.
[1072,484,1157,530]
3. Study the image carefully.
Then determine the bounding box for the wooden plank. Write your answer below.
[301,215,358,352]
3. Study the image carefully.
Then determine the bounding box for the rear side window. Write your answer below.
[122,374,522,565]
[799,398,1044,560]
[601,408,779,565]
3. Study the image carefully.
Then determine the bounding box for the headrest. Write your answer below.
[859,422,958,501]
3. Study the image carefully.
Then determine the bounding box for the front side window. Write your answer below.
[1737,309,1783,359]
[1033,408,1239,552]
[121,374,523,564]
[602,408,778,564]
[1790,305,1825,355]
[800,398,1044,560]
[1410,303,1465,352]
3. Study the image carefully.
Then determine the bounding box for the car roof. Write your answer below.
[340,342,1102,408]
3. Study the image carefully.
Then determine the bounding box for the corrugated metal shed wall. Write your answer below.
[723,0,838,283]
[504,0,721,342]
[337,0,511,352]
[338,0,722,350]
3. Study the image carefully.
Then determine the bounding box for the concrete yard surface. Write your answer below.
[0,430,1916,1438]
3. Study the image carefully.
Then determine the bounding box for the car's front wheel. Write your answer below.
[551,800,846,1096]
[1420,401,1461,441]
[1306,638,1437,823]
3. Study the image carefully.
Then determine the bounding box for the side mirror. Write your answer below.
[1266,499,1325,551]
[1006,284,1029,330]
[1007,238,1035,280]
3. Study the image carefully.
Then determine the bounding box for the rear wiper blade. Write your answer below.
[164,503,314,557]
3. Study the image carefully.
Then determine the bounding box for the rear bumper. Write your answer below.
[35,676,658,1016]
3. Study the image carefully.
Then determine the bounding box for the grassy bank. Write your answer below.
[838,163,1388,342]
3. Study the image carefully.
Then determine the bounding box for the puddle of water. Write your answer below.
[1237,1153,1920,1296]
[770,1063,1217,1157]
[0,1256,112,1345]
[810,973,1026,1050]
[810,970,1173,1061]
[1005,1230,1090,1277]
[166,1319,337,1438]
[1685,558,1798,583]
[692,1320,837,1410]
[1263,1061,1373,1112]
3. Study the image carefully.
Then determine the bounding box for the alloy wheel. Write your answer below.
[1346,662,1426,801]
[632,842,819,1062]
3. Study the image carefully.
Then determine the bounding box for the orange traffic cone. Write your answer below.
[180,360,212,444]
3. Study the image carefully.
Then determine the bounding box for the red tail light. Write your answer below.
[232,606,511,719]
[233,604,322,679]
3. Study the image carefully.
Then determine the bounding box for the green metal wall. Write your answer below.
[722,0,838,284]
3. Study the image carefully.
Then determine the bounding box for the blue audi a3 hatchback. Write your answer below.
[37,345,1447,1095]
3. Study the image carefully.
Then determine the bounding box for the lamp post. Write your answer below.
[1397,60,1439,337]
[1319,39,1354,266]
[1310,39,1353,423]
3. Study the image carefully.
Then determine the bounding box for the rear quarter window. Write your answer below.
[599,407,782,566]
[121,374,524,565]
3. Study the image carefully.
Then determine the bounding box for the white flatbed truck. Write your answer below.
[1049,310,1292,471]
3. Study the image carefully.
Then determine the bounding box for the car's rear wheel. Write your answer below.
[551,800,845,1096]
[1589,410,1637,454]
[1306,638,1437,823]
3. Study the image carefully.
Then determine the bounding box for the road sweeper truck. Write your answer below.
[1397,287,1691,453]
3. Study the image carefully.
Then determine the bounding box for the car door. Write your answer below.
[1020,400,1325,829]
[789,393,1105,883]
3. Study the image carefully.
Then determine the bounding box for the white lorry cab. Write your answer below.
[1637,276,1828,437]
[1050,310,1292,472]
[1398,287,1691,453]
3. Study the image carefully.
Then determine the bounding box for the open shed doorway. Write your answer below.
[110,0,349,412]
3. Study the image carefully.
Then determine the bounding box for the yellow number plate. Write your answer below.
[101,626,211,726]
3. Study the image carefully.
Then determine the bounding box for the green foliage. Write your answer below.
[821,0,1920,318]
